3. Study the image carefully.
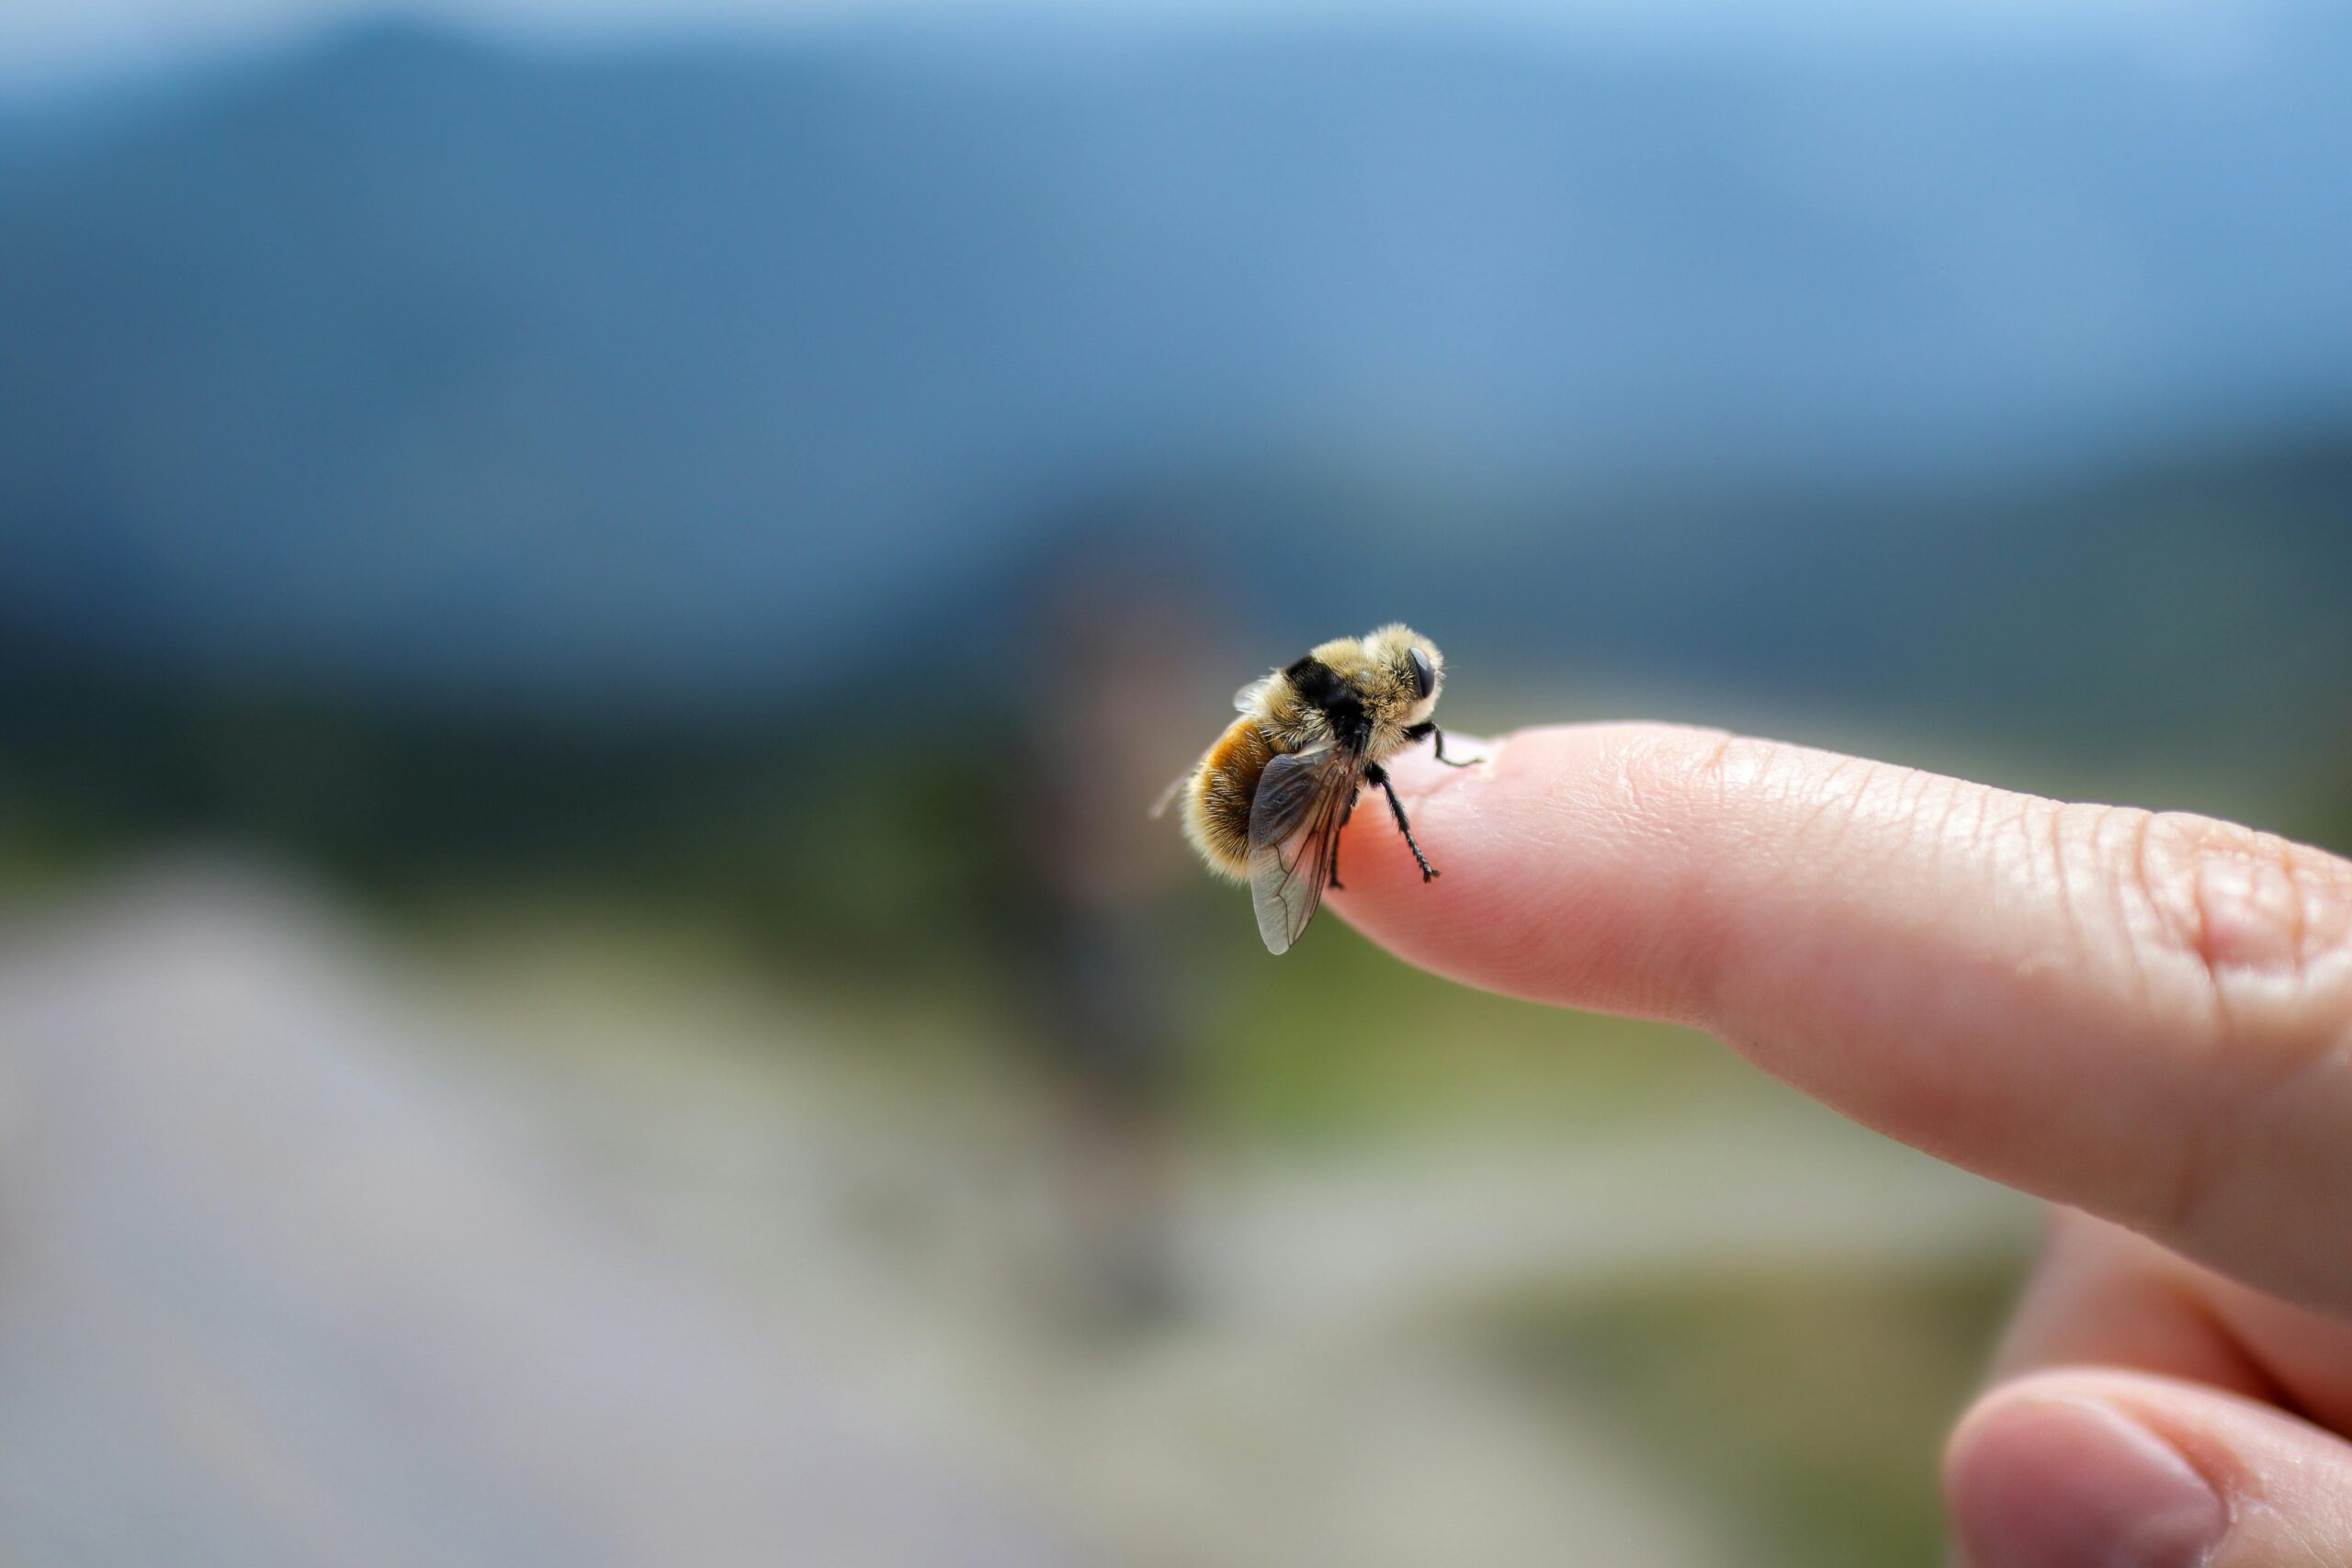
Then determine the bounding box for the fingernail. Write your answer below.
[1951,1397,2226,1568]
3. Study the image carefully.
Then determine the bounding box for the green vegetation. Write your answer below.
[1194,915,1750,1144]
[1484,1258,2019,1568]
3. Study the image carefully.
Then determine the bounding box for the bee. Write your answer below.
[1157,624,1471,953]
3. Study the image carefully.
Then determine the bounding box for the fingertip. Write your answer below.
[1949,1369,2352,1568]
[1329,724,1728,1019]
[1376,730,1505,795]
[1947,1380,2225,1568]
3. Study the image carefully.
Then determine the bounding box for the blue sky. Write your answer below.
[0,0,2278,92]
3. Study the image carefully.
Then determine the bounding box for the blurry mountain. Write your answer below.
[1,11,2349,706]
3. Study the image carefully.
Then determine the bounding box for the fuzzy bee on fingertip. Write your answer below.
[1155,624,1472,953]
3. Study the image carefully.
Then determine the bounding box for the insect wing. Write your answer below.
[1148,765,1190,820]
[1246,748,1360,954]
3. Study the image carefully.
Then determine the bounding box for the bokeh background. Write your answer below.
[2,0,2349,1563]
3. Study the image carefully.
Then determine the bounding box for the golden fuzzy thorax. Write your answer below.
[1179,623,1444,880]
[1285,622,1442,760]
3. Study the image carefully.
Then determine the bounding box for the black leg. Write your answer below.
[1364,762,1439,881]
[1329,789,1358,890]
[1403,721,1474,767]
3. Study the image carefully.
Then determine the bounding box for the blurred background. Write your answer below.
[2,0,2349,1562]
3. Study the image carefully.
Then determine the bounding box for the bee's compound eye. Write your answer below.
[1407,647,1436,702]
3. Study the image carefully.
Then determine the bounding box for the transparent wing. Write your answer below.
[1246,748,1361,955]
[1233,675,1273,712]
[1148,765,1190,820]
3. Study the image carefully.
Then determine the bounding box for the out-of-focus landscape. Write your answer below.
[1,1,2349,1563]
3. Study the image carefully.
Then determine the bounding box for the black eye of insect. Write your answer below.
[1406,647,1435,701]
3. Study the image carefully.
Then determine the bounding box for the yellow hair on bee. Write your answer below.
[1181,716,1272,880]
[1168,625,1452,936]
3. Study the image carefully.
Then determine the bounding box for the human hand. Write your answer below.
[1329,724,2352,1568]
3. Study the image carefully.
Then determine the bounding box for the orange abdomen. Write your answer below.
[1182,716,1274,880]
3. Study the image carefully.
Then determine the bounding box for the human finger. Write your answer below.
[1947,1368,2352,1568]
[1331,724,2352,1314]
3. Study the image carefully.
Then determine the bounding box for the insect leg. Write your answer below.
[1330,788,1359,890]
[1363,762,1439,881]
[1403,721,1475,767]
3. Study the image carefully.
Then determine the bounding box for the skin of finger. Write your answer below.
[1987,1211,2352,1435]
[1330,726,1735,1025]
[1329,725,2352,1316]
[1949,1369,2352,1568]
[1986,1210,2282,1404]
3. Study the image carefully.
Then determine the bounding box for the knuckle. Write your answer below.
[2104,809,2352,1244]
[2128,811,2352,991]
